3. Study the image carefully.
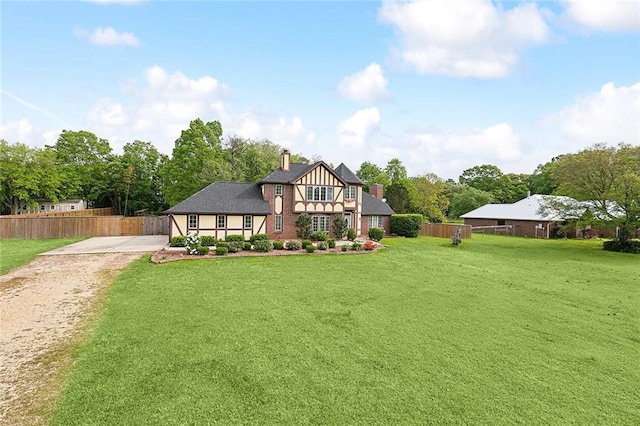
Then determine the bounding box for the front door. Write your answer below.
[344,212,352,229]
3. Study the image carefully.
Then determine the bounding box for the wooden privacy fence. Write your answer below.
[420,223,472,239]
[0,216,169,239]
[3,207,115,218]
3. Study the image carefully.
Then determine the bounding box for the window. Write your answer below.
[188,214,198,229]
[275,184,283,196]
[70,206,75,210]
[368,216,382,229]
[312,216,331,233]
[50,205,55,210]
[217,215,226,228]
[306,186,334,201]
[345,186,356,200]
[497,219,506,226]
[40,205,45,211]
[275,215,282,232]
[244,215,252,229]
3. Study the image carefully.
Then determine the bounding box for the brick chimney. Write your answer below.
[369,184,384,200]
[281,149,291,172]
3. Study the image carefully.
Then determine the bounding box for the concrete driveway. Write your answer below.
[42,235,169,255]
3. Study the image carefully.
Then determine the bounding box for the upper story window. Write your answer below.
[307,186,334,202]
[345,186,356,200]
[217,215,226,228]
[188,214,198,229]
[275,184,283,196]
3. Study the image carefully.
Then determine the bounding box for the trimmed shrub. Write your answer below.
[243,242,252,251]
[272,240,284,250]
[200,235,216,246]
[368,227,384,242]
[250,234,269,245]
[347,228,357,241]
[196,246,210,255]
[254,240,272,252]
[603,239,640,254]
[295,213,313,240]
[311,231,328,241]
[305,245,316,253]
[216,241,227,248]
[225,234,244,243]
[215,246,228,256]
[227,241,244,253]
[170,236,186,247]
[301,239,313,249]
[350,242,362,250]
[332,216,348,240]
[317,241,327,250]
[286,240,301,251]
[390,214,423,238]
[185,232,201,255]
[341,244,348,252]
[327,238,336,249]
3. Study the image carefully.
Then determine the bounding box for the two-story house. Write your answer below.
[165,150,394,240]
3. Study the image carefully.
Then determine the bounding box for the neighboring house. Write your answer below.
[165,150,394,240]
[461,194,577,238]
[21,199,85,214]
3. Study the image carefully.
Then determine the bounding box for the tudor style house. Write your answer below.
[165,150,394,240]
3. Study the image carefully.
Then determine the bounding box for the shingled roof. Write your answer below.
[164,182,270,215]
[259,163,314,184]
[362,192,394,216]
[334,163,363,185]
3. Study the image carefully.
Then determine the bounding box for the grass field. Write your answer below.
[0,238,82,274]
[52,235,639,424]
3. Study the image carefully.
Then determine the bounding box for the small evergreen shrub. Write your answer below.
[216,241,227,247]
[327,238,336,249]
[227,241,244,253]
[368,227,384,242]
[341,244,348,252]
[305,245,316,253]
[347,228,357,241]
[250,234,269,245]
[311,231,327,241]
[225,234,244,243]
[317,241,327,250]
[196,246,210,255]
[332,216,348,240]
[350,242,362,250]
[390,214,423,238]
[200,235,216,246]
[215,246,228,256]
[603,239,640,253]
[272,240,284,250]
[243,242,252,251]
[170,236,186,247]
[286,240,301,251]
[295,213,313,240]
[254,240,272,252]
[301,239,313,249]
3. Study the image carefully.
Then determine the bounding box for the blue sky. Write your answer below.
[2,0,639,180]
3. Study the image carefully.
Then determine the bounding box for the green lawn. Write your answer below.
[52,236,639,424]
[0,238,82,274]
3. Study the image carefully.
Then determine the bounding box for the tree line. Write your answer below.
[1,118,638,244]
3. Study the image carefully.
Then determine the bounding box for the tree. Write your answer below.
[385,158,407,183]
[459,164,525,203]
[409,173,450,222]
[121,141,168,215]
[551,143,640,244]
[356,161,389,192]
[225,136,282,182]
[332,215,348,240]
[528,159,560,195]
[295,213,312,239]
[449,187,494,218]
[384,179,416,214]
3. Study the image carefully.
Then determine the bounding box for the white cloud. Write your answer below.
[87,99,129,127]
[338,63,391,103]
[378,0,551,78]
[74,26,141,47]
[0,118,60,147]
[543,82,640,147]
[564,0,640,32]
[338,108,381,146]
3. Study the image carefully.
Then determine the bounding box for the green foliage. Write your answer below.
[384,179,415,214]
[603,239,640,254]
[327,238,336,249]
[215,246,228,256]
[170,236,187,247]
[311,231,327,241]
[227,241,244,253]
[295,213,312,240]
[350,242,363,250]
[225,234,244,243]
[356,161,389,192]
[285,240,301,251]
[196,246,210,256]
[390,214,423,238]
[301,239,313,249]
[215,241,227,247]
[199,235,216,246]
[317,241,327,250]
[305,244,316,253]
[243,242,252,251]
[341,244,349,252]
[225,136,282,182]
[368,227,384,242]
[332,216,348,240]
[185,232,201,255]
[0,238,82,274]
[347,228,357,241]
[449,187,494,218]
[384,158,408,183]
[253,240,272,252]
[409,173,450,222]
[249,234,269,245]
[272,240,284,250]
[459,164,527,204]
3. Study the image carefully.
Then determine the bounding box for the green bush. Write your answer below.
[390,214,423,238]
[272,240,284,250]
[215,246,228,256]
[301,239,313,249]
[249,234,269,245]
[311,231,327,241]
[368,227,384,242]
[200,235,216,246]
[341,244,348,252]
[225,234,244,243]
[317,241,327,250]
[350,242,362,250]
[305,245,316,253]
[170,236,186,247]
[254,240,272,252]
[347,228,357,241]
[332,216,348,240]
[227,241,244,253]
[243,242,252,251]
[216,241,227,247]
[196,246,210,255]
[327,238,336,249]
[295,213,312,240]
[603,239,640,254]
[286,240,301,251]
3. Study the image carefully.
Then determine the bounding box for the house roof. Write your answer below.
[164,182,271,215]
[460,194,579,222]
[259,163,314,184]
[334,163,363,185]
[362,192,394,216]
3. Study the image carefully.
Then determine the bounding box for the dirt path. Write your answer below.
[0,253,143,426]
